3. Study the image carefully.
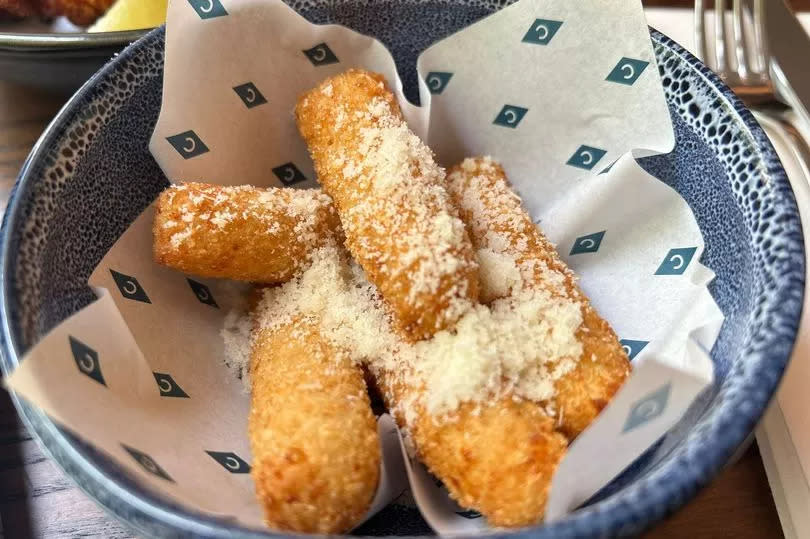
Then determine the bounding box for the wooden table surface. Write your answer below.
[0,3,799,536]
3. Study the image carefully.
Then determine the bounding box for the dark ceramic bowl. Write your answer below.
[0,0,804,537]
[0,29,149,93]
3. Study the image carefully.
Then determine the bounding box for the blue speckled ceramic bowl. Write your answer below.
[0,1,804,537]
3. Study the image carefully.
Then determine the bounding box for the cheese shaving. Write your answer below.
[163,183,335,257]
[296,72,479,338]
[253,244,583,422]
[221,308,253,392]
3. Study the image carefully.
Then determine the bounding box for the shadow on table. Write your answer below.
[0,383,35,538]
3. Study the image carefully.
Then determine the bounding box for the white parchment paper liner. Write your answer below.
[7,0,725,533]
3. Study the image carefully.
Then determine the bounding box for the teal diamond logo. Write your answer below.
[110,270,151,304]
[570,230,605,255]
[166,130,209,160]
[187,0,227,19]
[122,444,174,482]
[655,247,697,275]
[567,145,607,170]
[425,72,453,95]
[272,162,307,185]
[606,57,650,86]
[303,43,339,66]
[154,372,189,398]
[187,279,218,308]
[522,19,563,45]
[206,451,251,473]
[623,383,671,433]
[69,336,105,386]
[493,105,528,128]
[233,82,267,109]
[619,339,649,360]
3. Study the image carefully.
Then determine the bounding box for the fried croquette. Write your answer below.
[153,183,342,283]
[446,157,631,440]
[378,370,569,528]
[249,316,380,533]
[295,69,479,340]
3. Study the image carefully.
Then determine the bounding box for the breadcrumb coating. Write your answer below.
[447,157,631,439]
[153,183,342,283]
[295,69,479,340]
[249,316,380,533]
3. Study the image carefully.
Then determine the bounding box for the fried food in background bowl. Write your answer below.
[0,0,165,29]
[0,0,166,91]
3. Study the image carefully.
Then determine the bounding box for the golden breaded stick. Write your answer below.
[249,316,380,533]
[153,183,341,283]
[379,372,568,528]
[295,69,479,340]
[252,243,564,527]
[446,157,631,440]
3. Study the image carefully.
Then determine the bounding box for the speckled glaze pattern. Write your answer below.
[11,45,167,346]
[0,1,803,537]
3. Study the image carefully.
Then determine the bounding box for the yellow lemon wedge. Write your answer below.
[89,0,168,32]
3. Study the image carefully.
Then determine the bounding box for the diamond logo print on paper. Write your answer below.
[521,18,563,45]
[187,0,227,19]
[566,145,607,170]
[425,72,453,95]
[233,82,267,109]
[605,57,650,86]
[206,451,251,473]
[153,372,190,398]
[622,383,671,433]
[619,339,649,360]
[303,43,339,66]
[570,230,606,255]
[122,444,174,482]
[493,105,529,128]
[187,278,218,308]
[110,270,151,304]
[272,162,307,185]
[655,247,698,275]
[68,336,106,386]
[166,130,209,159]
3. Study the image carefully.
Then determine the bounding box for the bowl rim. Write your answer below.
[0,22,803,538]
[0,28,150,51]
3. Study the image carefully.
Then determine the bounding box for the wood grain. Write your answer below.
[643,446,783,538]
[0,82,63,214]
[0,385,133,537]
[0,1,794,534]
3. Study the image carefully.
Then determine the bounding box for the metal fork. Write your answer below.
[695,0,810,176]
[694,0,775,105]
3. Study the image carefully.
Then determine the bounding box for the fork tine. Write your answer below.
[752,0,770,78]
[715,0,729,76]
[694,0,709,64]
[732,0,749,80]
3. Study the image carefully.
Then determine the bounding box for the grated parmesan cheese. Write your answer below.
[476,247,522,303]
[221,308,253,392]
[253,244,583,422]
[297,72,480,338]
